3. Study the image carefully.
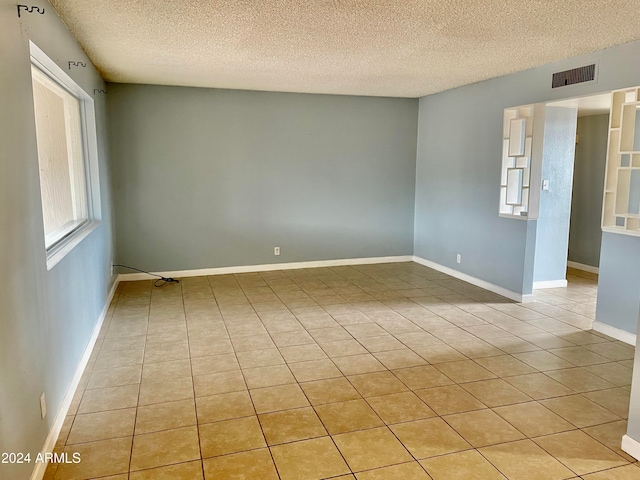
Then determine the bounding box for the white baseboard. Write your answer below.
[30,277,119,480]
[592,321,637,346]
[117,256,414,281]
[622,435,640,461]
[567,261,599,274]
[533,279,568,289]
[412,256,528,303]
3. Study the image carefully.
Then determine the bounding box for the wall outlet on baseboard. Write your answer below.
[274,247,280,256]
[456,254,462,264]
[40,392,46,419]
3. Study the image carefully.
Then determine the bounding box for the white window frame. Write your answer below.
[30,41,102,270]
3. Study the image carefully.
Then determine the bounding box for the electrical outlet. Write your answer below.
[40,392,46,419]
[456,254,462,264]
[110,262,114,276]
[274,247,280,256]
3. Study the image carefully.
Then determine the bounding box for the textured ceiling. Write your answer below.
[50,0,640,98]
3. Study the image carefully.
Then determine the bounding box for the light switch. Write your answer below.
[542,179,550,191]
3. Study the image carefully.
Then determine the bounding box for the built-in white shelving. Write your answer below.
[602,87,640,236]
[499,105,536,219]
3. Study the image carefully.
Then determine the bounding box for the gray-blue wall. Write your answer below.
[0,1,115,478]
[415,39,640,305]
[108,85,418,272]
[595,233,640,333]
[568,114,609,268]
[533,106,578,283]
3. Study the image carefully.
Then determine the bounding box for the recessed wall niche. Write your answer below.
[499,106,536,219]
[602,86,640,236]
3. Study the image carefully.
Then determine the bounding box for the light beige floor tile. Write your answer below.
[270,330,315,347]
[372,349,427,369]
[449,340,505,359]
[94,347,144,369]
[512,351,575,371]
[87,364,142,389]
[540,394,621,428]
[320,339,368,357]
[443,409,525,447]
[203,449,278,480]
[144,342,189,363]
[193,370,246,397]
[434,360,496,383]
[582,420,637,462]
[250,383,310,413]
[270,437,350,480]
[347,371,408,397]
[136,399,197,434]
[300,377,362,405]
[259,407,327,445]
[139,376,194,405]
[55,437,132,480]
[583,342,635,361]
[199,416,266,458]
[534,430,628,475]
[583,387,631,418]
[413,344,467,364]
[333,354,387,375]
[196,390,255,424]
[366,392,436,424]
[189,339,234,357]
[355,461,431,479]
[288,358,342,382]
[231,334,276,352]
[77,384,139,414]
[420,449,506,480]
[474,355,536,377]
[236,349,284,369]
[585,363,633,387]
[392,365,453,390]
[479,439,574,480]
[461,378,531,407]
[190,353,240,375]
[67,408,136,444]
[129,460,204,480]
[357,334,405,352]
[142,358,192,383]
[130,426,200,471]
[415,385,487,415]
[547,346,610,366]
[493,401,575,437]
[582,464,640,479]
[333,426,413,472]
[503,372,575,399]
[390,417,471,459]
[315,399,384,434]
[242,364,296,389]
[544,367,616,393]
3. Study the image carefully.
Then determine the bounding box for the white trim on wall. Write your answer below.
[567,261,599,274]
[592,321,637,346]
[622,435,640,461]
[412,256,528,303]
[533,279,568,289]
[117,255,529,303]
[116,256,414,281]
[30,278,119,480]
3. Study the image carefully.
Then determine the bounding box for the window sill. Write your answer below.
[46,221,100,270]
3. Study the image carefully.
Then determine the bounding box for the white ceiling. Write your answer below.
[548,93,612,117]
[50,0,640,98]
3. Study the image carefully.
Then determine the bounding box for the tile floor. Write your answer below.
[45,263,639,480]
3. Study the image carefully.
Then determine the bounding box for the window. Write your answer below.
[30,42,101,269]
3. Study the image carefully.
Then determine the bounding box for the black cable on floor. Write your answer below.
[113,264,180,287]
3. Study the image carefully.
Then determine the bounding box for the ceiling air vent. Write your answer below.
[552,64,596,88]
